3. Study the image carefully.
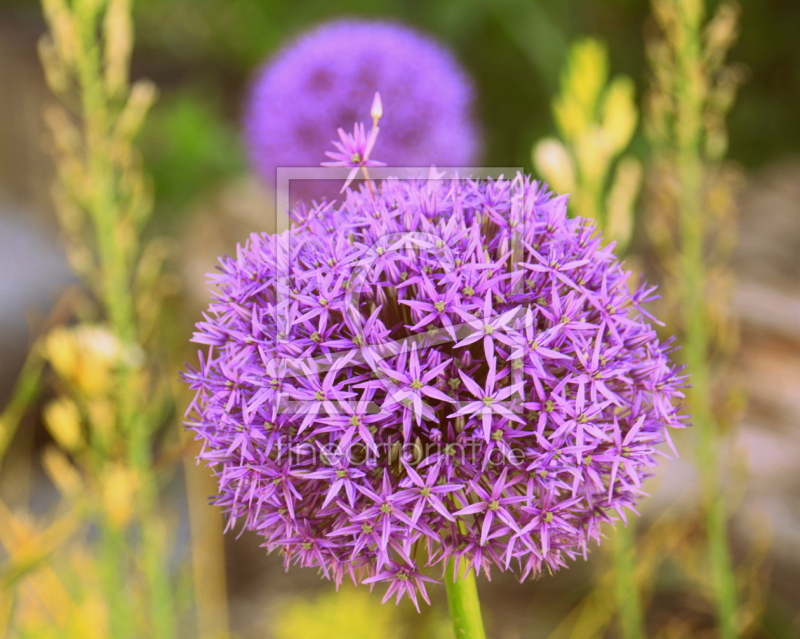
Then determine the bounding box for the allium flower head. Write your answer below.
[243,19,480,189]
[185,157,686,608]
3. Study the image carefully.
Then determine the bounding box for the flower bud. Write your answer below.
[43,397,84,453]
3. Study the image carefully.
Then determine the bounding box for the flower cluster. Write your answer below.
[184,171,686,608]
[243,19,479,192]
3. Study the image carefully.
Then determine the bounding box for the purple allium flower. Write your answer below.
[243,19,480,190]
[184,172,687,608]
[321,93,386,192]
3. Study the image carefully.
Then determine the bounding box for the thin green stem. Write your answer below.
[673,2,738,636]
[0,348,44,470]
[445,557,487,639]
[612,521,645,639]
[99,521,136,638]
[67,5,177,637]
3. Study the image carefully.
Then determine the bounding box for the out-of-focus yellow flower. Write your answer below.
[101,464,138,529]
[554,38,608,142]
[43,397,83,453]
[533,138,576,194]
[533,37,641,246]
[273,587,401,639]
[602,76,638,154]
[606,156,643,252]
[43,325,142,396]
[575,127,610,188]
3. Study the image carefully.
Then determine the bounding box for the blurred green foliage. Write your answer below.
[141,91,244,212]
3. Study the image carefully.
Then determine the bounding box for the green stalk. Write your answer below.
[445,557,487,639]
[66,4,176,637]
[99,521,136,638]
[673,2,738,636]
[0,349,44,470]
[612,521,645,639]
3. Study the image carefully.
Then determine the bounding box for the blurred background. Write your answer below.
[0,0,798,637]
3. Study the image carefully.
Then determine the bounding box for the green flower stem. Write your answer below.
[445,557,487,639]
[612,521,645,639]
[0,348,44,470]
[59,3,177,637]
[673,2,738,636]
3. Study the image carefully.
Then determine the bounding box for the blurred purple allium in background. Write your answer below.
[184,165,687,606]
[243,19,480,191]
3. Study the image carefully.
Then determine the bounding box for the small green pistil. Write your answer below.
[621,446,631,457]
[543,511,554,523]
[396,572,409,581]
[361,523,373,534]
[577,413,588,424]
[482,396,494,407]
[411,379,423,390]
[448,378,461,390]
[484,324,495,335]
[349,415,362,427]
[319,297,329,306]
[310,331,321,343]
[301,542,312,550]
[488,500,500,511]
[491,430,503,442]
[350,152,362,164]
[269,378,280,389]
[545,400,555,412]
[538,470,549,478]
[335,469,347,479]
[314,390,325,401]
[420,486,432,498]
[380,503,392,514]
[462,285,475,296]
[434,301,446,313]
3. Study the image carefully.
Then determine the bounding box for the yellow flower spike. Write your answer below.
[43,397,84,453]
[102,464,138,529]
[553,93,587,144]
[42,446,84,500]
[601,76,638,154]
[605,155,643,252]
[533,138,576,194]
[568,39,609,113]
[575,127,611,189]
[43,326,79,382]
[103,0,133,97]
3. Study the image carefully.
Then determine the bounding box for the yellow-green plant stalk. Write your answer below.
[645,1,744,636]
[31,0,179,636]
[534,37,645,639]
[533,38,642,253]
